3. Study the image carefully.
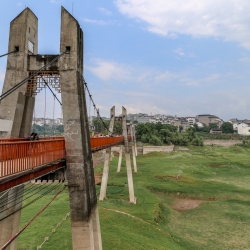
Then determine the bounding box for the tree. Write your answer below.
[114,123,122,135]
[209,123,219,129]
[92,118,109,133]
[221,122,234,134]
[179,125,183,133]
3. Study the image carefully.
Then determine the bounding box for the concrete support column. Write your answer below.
[0,8,38,138]
[130,124,137,173]
[132,125,138,156]
[99,106,115,201]
[117,145,123,172]
[60,7,102,249]
[122,107,136,204]
[91,207,102,250]
[131,144,137,173]
[99,148,111,201]
[71,220,94,250]
[0,185,24,250]
[0,8,37,250]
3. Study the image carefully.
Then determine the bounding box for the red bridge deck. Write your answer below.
[0,136,125,191]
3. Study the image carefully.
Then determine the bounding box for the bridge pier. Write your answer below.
[117,145,123,172]
[99,106,115,201]
[122,107,136,204]
[130,123,137,173]
[60,7,102,249]
[0,8,38,249]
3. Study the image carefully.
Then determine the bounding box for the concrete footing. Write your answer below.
[71,207,102,250]
[92,207,102,250]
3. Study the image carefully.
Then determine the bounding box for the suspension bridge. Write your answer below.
[0,6,137,250]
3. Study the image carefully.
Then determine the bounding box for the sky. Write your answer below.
[0,0,250,121]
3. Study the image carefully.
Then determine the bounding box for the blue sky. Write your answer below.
[0,0,250,121]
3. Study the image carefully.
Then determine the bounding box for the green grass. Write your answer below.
[18,145,250,249]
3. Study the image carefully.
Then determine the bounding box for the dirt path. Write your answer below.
[100,207,170,236]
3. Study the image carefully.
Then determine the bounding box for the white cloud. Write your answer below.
[50,0,64,4]
[17,2,22,6]
[239,57,250,63]
[86,58,221,87]
[99,7,112,16]
[86,59,131,81]
[174,48,185,57]
[114,0,250,50]
[82,18,118,26]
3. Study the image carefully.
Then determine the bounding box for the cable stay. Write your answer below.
[0,49,69,102]
[82,77,113,134]
[0,46,19,59]
[0,185,66,250]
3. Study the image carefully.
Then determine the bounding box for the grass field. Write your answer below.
[17,145,250,249]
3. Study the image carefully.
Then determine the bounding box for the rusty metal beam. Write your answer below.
[0,160,65,192]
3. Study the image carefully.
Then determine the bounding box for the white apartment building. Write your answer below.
[233,123,250,136]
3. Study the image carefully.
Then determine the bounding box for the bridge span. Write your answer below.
[0,136,126,192]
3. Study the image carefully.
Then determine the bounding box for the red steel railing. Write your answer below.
[0,136,126,179]
[0,139,65,178]
[90,136,124,152]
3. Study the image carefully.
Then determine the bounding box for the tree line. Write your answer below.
[136,123,203,146]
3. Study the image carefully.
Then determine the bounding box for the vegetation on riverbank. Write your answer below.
[18,145,250,249]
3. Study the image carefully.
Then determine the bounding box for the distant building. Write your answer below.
[186,117,196,127]
[210,128,222,134]
[233,123,250,136]
[197,114,223,127]
[173,117,189,131]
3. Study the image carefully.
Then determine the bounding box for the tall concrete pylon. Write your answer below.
[0,8,38,250]
[59,7,102,250]
[0,7,103,250]
[99,106,115,201]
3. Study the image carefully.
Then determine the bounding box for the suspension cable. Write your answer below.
[52,96,55,136]
[0,183,38,209]
[0,182,55,214]
[0,186,66,250]
[0,183,62,222]
[43,87,47,137]
[0,49,68,102]
[82,77,112,134]
[0,47,19,58]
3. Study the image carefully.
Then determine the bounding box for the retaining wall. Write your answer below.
[204,139,242,147]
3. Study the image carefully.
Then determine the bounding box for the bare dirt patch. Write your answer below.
[172,198,203,211]
[95,173,102,185]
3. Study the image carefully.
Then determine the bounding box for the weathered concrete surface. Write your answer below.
[122,107,136,204]
[204,139,242,147]
[143,146,174,154]
[59,6,101,249]
[0,8,37,249]
[0,8,37,138]
[129,124,137,172]
[92,207,102,250]
[99,107,115,201]
[117,145,123,172]
[28,54,59,71]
